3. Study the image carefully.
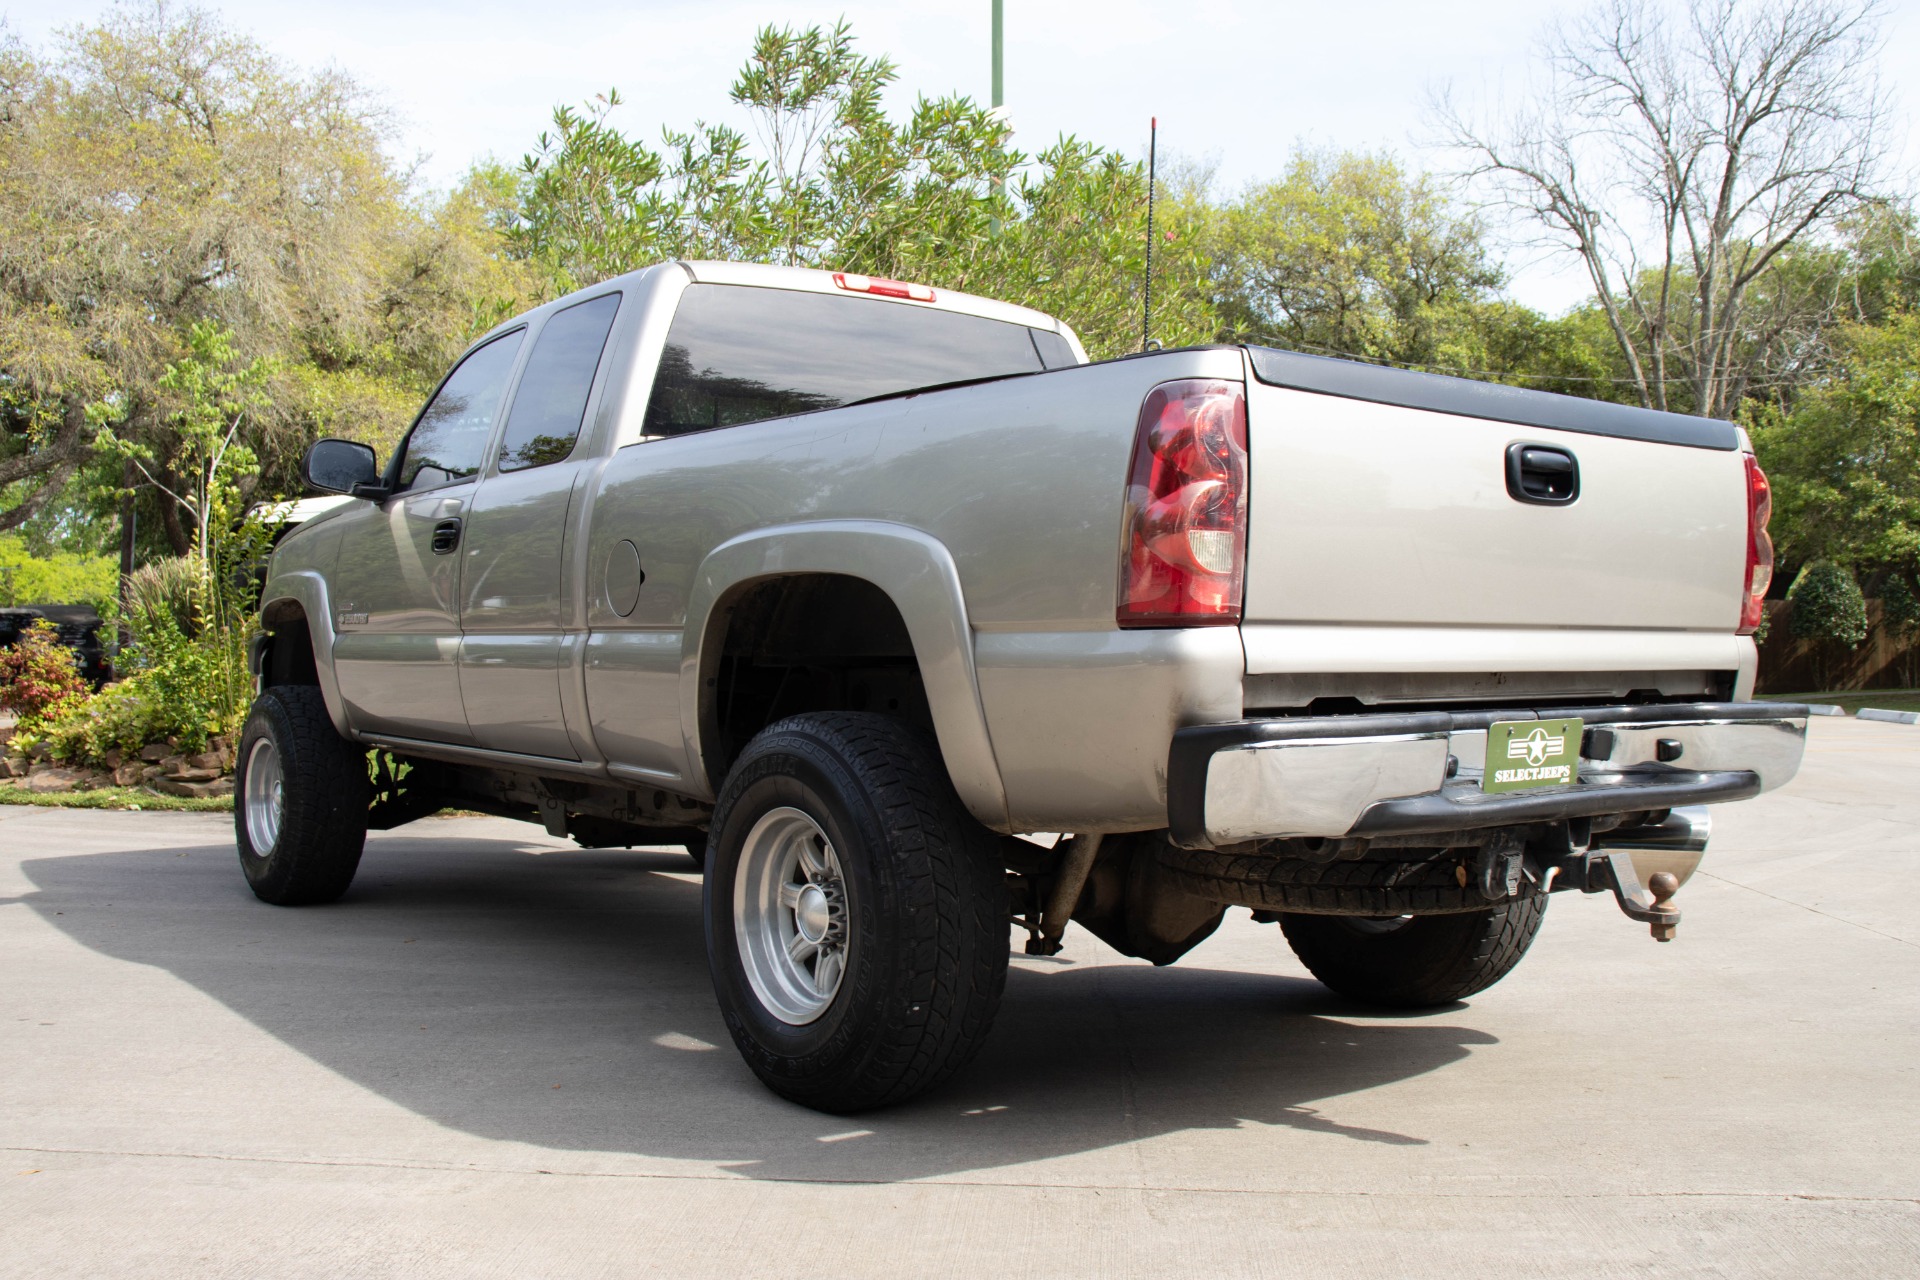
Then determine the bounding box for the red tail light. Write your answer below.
[1118,379,1249,627]
[1739,453,1773,635]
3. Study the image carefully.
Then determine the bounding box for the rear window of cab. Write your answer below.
[642,284,1077,437]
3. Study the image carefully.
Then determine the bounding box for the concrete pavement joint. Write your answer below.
[1696,870,1920,950]
[6,1145,1917,1205]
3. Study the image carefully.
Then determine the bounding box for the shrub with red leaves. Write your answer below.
[0,619,90,728]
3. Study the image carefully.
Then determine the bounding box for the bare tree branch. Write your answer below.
[1436,0,1889,418]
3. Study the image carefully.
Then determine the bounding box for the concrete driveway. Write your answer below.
[3,718,1917,1277]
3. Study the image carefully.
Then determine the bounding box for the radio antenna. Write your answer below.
[1143,117,1157,352]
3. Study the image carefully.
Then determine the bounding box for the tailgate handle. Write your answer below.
[431,518,463,554]
[1506,443,1579,506]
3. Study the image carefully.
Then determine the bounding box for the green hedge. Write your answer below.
[0,535,117,612]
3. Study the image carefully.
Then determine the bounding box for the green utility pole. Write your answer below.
[992,0,1003,108]
[990,0,1005,236]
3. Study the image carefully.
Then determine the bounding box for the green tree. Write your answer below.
[95,323,271,568]
[1209,151,1500,364]
[1196,150,1627,396]
[1751,312,1920,572]
[0,533,117,610]
[1442,0,1892,419]
[508,21,1214,358]
[0,4,533,550]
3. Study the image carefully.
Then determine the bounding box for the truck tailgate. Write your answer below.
[1240,377,1750,633]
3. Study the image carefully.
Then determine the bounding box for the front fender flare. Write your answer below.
[680,520,1012,833]
[257,571,351,738]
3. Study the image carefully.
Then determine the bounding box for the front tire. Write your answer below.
[1279,897,1547,1008]
[233,685,370,906]
[704,712,1008,1112]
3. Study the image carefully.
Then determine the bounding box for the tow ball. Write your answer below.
[1591,853,1683,942]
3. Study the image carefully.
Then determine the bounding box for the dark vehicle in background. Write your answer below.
[0,605,110,688]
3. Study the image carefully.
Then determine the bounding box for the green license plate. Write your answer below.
[1482,718,1583,793]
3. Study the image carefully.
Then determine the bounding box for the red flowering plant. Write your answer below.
[0,620,90,732]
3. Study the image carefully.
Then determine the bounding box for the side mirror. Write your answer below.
[302,439,387,499]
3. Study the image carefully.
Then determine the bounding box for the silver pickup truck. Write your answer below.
[242,260,1807,1111]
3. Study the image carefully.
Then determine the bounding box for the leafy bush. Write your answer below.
[1884,572,1920,687]
[34,660,230,761]
[1885,573,1920,637]
[0,619,90,729]
[30,599,238,763]
[1789,561,1870,648]
[21,540,267,765]
[0,534,117,612]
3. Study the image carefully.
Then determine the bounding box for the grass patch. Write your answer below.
[1760,689,1920,715]
[0,785,232,812]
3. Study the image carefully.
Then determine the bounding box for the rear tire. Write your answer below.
[233,685,370,906]
[703,712,1008,1113]
[1279,896,1548,1008]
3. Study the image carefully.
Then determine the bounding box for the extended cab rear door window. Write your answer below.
[1030,327,1078,369]
[642,284,1047,437]
[497,292,622,471]
[396,330,525,491]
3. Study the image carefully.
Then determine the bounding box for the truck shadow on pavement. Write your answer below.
[18,830,1500,1183]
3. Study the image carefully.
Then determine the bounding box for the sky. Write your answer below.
[6,0,1920,314]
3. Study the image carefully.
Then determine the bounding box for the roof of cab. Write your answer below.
[466,259,1086,366]
[676,260,1073,336]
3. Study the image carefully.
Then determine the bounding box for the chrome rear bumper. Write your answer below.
[1167,702,1807,849]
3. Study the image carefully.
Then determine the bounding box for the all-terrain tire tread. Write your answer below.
[1278,894,1548,1008]
[708,712,1007,1112]
[234,685,370,906]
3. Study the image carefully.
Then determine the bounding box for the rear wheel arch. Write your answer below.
[699,573,931,782]
[680,523,1011,832]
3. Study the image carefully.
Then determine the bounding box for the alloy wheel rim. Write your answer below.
[243,736,284,857]
[733,806,850,1025]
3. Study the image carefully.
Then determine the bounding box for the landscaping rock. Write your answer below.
[158,755,186,775]
[28,740,52,761]
[1,757,25,779]
[25,767,82,793]
[140,765,164,783]
[139,743,170,762]
[168,766,222,783]
[186,751,223,772]
[112,763,145,787]
[154,777,231,799]
[103,748,125,769]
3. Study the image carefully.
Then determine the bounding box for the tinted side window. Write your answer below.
[643,285,1047,437]
[498,293,621,471]
[397,331,524,490]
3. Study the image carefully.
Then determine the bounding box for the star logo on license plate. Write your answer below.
[1508,726,1566,767]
